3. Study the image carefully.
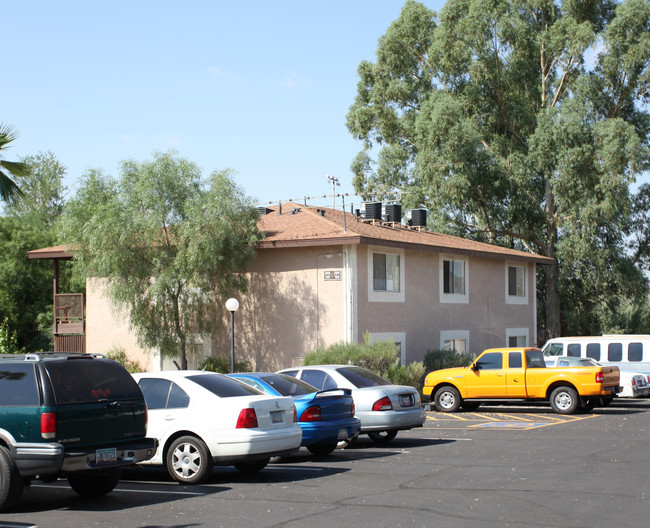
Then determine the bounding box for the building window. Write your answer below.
[505,262,529,305]
[443,259,465,294]
[369,332,406,366]
[506,328,529,347]
[508,266,525,296]
[439,255,468,304]
[373,253,400,292]
[440,330,470,354]
[368,246,405,303]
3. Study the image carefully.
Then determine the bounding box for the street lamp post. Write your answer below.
[225,298,239,373]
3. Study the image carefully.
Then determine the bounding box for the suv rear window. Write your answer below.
[45,359,143,404]
[0,364,40,406]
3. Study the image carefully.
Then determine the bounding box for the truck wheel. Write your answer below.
[68,468,121,497]
[434,386,462,413]
[0,446,24,512]
[550,386,579,414]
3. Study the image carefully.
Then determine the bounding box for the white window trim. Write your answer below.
[439,254,469,304]
[505,262,529,305]
[506,327,529,347]
[369,332,406,366]
[367,246,405,303]
[440,330,470,353]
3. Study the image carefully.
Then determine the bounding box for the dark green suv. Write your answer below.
[0,352,157,511]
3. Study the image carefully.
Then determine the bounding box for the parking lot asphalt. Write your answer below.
[2,399,649,528]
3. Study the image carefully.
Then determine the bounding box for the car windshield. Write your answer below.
[188,373,263,398]
[46,358,143,404]
[336,366,390,388]
[260,374,317,396]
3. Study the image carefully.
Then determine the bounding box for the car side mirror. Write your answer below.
[471,363,479,371]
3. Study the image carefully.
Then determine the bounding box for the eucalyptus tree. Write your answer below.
[58,151,263,369]
[347,0,650,338]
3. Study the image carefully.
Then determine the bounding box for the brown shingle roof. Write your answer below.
[259,203,553,264]
[28,203,553,264]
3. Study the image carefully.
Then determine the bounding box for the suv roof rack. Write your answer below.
[0,352,108,362]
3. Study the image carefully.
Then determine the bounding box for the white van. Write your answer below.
[541,334,650,386]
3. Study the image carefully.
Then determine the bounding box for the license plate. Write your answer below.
[337,428,348,440]
[399,394,414,407]
[96,448,117,464]
[270,411,283,423]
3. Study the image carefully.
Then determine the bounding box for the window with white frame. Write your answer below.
[368,246,405,302]
[373,253,400,292]
[439,255,468,303]
[506,328,529,347]
[505,263,528,304]
[369,332,406,366]
[440,330,470,354]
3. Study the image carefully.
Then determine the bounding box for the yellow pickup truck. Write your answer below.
[423,347,620,414]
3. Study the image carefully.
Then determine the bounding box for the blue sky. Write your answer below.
[4,0,445,209]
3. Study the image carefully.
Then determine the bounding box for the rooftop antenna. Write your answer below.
[327,174,340,209]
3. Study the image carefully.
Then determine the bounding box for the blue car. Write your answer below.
[229,373,361,456]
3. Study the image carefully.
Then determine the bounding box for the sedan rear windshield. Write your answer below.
[260,374,317,396]
[188,373,263,398]
[336,367,390,388]
[45,358,143,404]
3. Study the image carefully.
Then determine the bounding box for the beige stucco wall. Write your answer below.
[356,245,538,364]
[211,246,345,370]
[85,278,154,369]
[85,243,538,372]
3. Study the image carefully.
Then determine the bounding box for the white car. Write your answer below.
[544,357,650,398]
[277,365,425,443]
[132,371,302,483]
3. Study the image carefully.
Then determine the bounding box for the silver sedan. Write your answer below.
[277,365,425,443]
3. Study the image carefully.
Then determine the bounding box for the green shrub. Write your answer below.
[199,356,252,373]
[303,332,423,388]
[0,317,21,354]
[107,346,143,373]
[423,349,475,373]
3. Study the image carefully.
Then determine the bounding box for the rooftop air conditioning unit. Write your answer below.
[407,209,427,227]
[383,203,402,223]
[362,202,382,220]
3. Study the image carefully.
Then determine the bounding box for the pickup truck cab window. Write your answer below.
[525,350,546,368]
[474,353,502,370]
[508,352,522,368]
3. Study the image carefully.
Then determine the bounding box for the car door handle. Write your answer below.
[164,415,176,421]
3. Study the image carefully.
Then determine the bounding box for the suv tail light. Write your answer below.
[41,412,56,439]
[632,378,637,387]
[351,401,356,417]
[236,408,258,428]
[372,396,393,411]
[595,372,604,383]
[300,405,322,422]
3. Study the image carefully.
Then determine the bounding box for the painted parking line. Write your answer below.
[424,410,598,430]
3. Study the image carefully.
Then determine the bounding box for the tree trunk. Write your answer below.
[544,258,561,341]
[179,340,188,370]
[544,176,561,342]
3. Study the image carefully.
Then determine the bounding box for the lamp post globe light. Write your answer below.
[226,298,239,373]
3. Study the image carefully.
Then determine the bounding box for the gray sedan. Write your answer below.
[277,365,425,443]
